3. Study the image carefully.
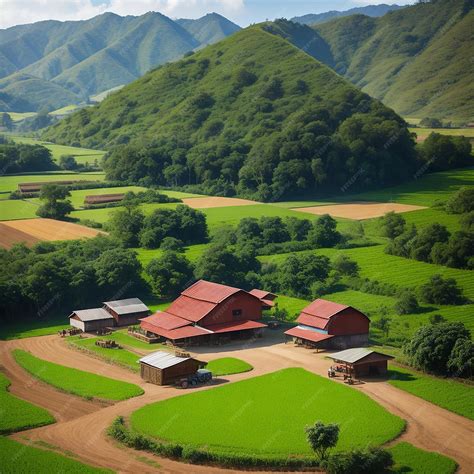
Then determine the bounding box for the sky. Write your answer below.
[0,0,416,29]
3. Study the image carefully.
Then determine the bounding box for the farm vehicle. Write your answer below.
[176,369,212,388]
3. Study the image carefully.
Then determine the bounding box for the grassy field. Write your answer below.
[96,329,165,351]
[205,357,253,376]
[131,368,404,458]
[68,336,141,371]
[409,127,474,139]
[0,199,39,220]
[389,442,457,474]
[2,111,36,121]
[0,437,111,473]
[0,372,55,434]
[388,365,474,420]
[13,349,143,401]
[0,315,68,340]
[10,136,105,165]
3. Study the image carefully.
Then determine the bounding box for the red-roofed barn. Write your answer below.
[284,299,369,349]
[139,280,271,345]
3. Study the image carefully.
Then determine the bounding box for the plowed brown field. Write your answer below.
[181,197,258,208]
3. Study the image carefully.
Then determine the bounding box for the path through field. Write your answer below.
[1,333,473,473]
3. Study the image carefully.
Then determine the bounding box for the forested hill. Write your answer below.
[43,25,417,201]
[0,12,240,111]
[312,0,473,121]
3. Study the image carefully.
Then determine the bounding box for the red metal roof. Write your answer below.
[284,327,334,343]
[166,294,217,323]
[182,280,242,304]
[302,299,349,319]
[249,289,277,300]
[140,320,210,340]
[206,319,267,334]
[261,298,275,308]
[139,312,190,330]
[297,313,330,330]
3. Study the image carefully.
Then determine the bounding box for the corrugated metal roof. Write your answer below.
[297,312,329,330]
[302,299,349,319]
[70,308,114,322]
[285,326,334,343]
[249,289,277,300]
[206,319,267,334]
[166,294,216,322]
[140,312,190,330]
[104,297,144,308]
[139,351,191,369]
[327,348,393,363]
[103,298,149,315]
[182,280,242,304]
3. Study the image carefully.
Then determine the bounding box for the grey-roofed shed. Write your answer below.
[139,350,205,385]
[69,308,114,332]
[103,298,150,326]
[328,348,394,378]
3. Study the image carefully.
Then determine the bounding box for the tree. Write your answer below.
[447,338,473,378]
[409,223,450,262]
[394,291,420,315]
[374,314,391,339]
[108,206,144,247]
[460,211,474,232]
[332,255,359,276]
[429,314,446,325]
[307,214,341,247]
[324,447,393,474]
[59,154,78,170]
[160,237,184,252]
[419,117,442,128]
[94,248,142,291]
[404,322,471,375]
[380,211,406,239]
[445,187,474,214]
[305,421,339,461]
[0,112,13,130]
[36,184,73,220]
[146,251,194,298]
[284,217,312,241]
[420,133,472,172]
[419,274,464,305]
[260,216,290,243]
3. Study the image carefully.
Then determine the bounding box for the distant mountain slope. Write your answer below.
[0,12,240,111]
[312,0,473,120]
[291,3,405,25]
[44,26,416,201]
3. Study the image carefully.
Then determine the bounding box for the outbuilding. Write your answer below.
[284,299,370,349]
[328,348,394,378]
[139,351,205,385]
[69,308,114,332]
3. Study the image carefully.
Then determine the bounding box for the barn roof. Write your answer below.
[328,348,394,364]
[206,319,267,333]
[284,326,334,343]
[70,308,113,322]
[140,312,190,330]
[139,351,193,369]
[249,289,277,300]
[182,280,242,303]
[103,298,149,315]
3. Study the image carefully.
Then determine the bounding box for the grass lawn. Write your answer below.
[205,357,253,376]
[0,198,39,220]
[0,315,68,340]
[0,373,55,434]
[0,437,111,473]
[2,111,36,122]
[409,127,474,139]
[389,442,457,474]
[402,208,462,233]
[68,336,141,372]
[99,329,166,351]
[388,365,474,420]
[13,349,143,401]
[272,294,309,320]
[131,368,404,458]
[135,243,210,267]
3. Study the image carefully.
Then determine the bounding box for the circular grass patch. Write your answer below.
[130,368,404,459]
[205,357,253,376]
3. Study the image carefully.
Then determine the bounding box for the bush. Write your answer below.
[419,274,465,305]
[333,255,359,276]
[445,187,474,214]
[380,211,406,239]
[323,447,393,474]
[394,291,420,315]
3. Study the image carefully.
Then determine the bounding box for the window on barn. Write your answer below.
[232,309,242,318]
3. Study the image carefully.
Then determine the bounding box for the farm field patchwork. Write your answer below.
[388,365,474,420]
[0,437,111,473]
[181,196,259,209]
[0,199,39,221]
[13,349,144,401]
[2,111,36,121]
[130,368,405,458]
[205,357,253,376]
[389,442,457,474]
[68,336,141,371]
[0,372,55,434]
[135,243,210,266]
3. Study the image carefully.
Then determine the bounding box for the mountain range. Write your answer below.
[0,12,240,112]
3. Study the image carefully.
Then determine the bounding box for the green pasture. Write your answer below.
[389,365,474,420]
[205,357,253,376]
[0,315,68,340]
[2,111,36,122]
[0,372,55,434]
[135,243,209,267]
[68,336,141,371]
[131,368,405,458]
[51,104,81,115]
[272,294,309,319]
[409,127,474,139]
[0,437,111,473]
[389,442,457,474]
[13,349,143,401]
[0,199,38,220]
[96,329,165,351]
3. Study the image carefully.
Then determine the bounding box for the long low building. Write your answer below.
[140,280,270,345]
[69,297,150,332]
[328,348,394,378]
[285,299,370,350]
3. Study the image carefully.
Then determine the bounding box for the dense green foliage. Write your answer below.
[44,26,417,201]
[323,446,393,474]
[420,133,472,172]
[0,372,55,434]
[446,187,474,214]
[36,184,74,219]
[205,357,253,376]
[0,138,55,173]
[131,368,404,457]
[419,275,466,305]
[0,437,111,473]
[305,421,340,460]
[13,349,144,400]
[404,322,472,377]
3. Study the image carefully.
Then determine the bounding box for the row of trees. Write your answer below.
[0,138,55,173]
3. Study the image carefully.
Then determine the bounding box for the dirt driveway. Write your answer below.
[1,333,473,473]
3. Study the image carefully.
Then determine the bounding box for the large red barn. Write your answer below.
[284,299,369,349]
[140,280,270,345]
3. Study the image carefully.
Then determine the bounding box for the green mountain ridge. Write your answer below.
[43,25,416,201]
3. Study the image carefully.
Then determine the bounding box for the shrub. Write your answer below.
[394,291,420,315]
[419,274,465,305]
[323,447,393,474]
[380,211,406,239]
[305,421,339,461]
[445,187,474,214]
[333,255,359,276]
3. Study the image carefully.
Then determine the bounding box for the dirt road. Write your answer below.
[1,334,473,473]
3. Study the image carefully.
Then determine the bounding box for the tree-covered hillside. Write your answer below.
[313,0,473,121]
[44,26,417,201]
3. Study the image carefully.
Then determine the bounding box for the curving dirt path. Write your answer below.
[1,334,473,473]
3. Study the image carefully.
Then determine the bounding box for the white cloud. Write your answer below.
[0,0,245,29]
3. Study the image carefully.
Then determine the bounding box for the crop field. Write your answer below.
[389,442,457,474]
[131,368,404,458]
[181,196,258,209]
[402,208,462,233]
[409,127,474,140]
[0,372,55,434]
[205,357,253,376]
[0,437,111,473]
[2,111,36,121]
[388,365,474,420]
[68,336,141,371]
[13,349,144,401]
[0,199,39,220]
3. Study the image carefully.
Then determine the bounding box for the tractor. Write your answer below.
[176,369,212,389]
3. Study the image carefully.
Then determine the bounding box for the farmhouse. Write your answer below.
[69,298,150,332]
[139,350,205,385]
[139,280,269,345]
[328,348,394,378]
[284,299,369,349]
